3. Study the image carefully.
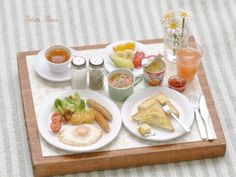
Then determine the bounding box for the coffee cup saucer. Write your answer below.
[34,48,79,82]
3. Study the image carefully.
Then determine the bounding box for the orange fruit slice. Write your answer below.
[113,42,136,52]
[125,42,135,50]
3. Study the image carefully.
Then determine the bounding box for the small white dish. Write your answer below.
[102,40,148,76]
[34,48,79,82]
[121,87,194,141]
[37,90,122,153]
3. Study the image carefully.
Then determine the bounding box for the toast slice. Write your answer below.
[137,95,159,111]
[132,101,174,131]
[155,93,179,117]
[138,93,179,117]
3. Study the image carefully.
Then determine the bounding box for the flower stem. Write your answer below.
[181,18,185,37]
[173,32,178,55]
[182,18,185,29]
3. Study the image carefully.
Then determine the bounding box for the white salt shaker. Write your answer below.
[71,56,87,89]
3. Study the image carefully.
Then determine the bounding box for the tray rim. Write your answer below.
[17,37,226,177]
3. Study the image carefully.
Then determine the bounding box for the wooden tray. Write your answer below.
[17,38,226,177]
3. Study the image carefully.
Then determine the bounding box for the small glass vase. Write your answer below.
[163,27,189,62]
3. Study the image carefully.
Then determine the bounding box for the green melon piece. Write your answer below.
[124,49,134,60]
[110,54,134,69]
[116,51,126,58]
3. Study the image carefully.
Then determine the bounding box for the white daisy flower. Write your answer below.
[178,9,192,19]
[162,11,174,24]
[167,20,181,32]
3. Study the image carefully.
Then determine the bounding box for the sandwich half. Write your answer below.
[138,93,179,118]
[132,101,174,131]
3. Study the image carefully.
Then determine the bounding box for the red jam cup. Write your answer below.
[168,75,186,92]
[143,56,166,86]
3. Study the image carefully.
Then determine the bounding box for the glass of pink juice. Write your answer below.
[176,42,203,81]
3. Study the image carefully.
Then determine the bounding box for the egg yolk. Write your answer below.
[74,126,89,137]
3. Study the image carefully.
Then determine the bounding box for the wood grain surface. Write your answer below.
[17,38,226,177]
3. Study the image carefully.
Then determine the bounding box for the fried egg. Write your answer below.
[58,124,103,146]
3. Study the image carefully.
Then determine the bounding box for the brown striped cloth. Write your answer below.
[0,0,235,176]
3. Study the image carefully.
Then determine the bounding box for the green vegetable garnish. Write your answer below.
[74,92,81,103]
[53,92,85,115]
[79,99,85,110]
[54,98,63,108]
[53,99,64,114]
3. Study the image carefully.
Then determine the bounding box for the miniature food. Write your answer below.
[109,73,133,88]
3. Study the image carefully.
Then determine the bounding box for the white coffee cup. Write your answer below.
[44,45,72,73]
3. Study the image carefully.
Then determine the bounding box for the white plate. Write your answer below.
[37,90,122,153]
[34,48,79,82]
[121,87,194,141]
[102,40,148,76]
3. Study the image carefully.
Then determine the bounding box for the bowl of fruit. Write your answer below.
[103,40,148,76]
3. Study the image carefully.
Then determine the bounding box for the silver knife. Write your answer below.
[200,95,214,140]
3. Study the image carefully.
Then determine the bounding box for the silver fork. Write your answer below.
[162,103,190,132]
[187,95,207,140]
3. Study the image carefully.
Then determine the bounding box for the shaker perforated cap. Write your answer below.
[89,56,104,68]
[71,56,86,69]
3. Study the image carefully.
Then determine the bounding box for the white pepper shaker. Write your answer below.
[89,56,104,90]
[71,56,87,89]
